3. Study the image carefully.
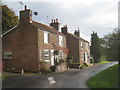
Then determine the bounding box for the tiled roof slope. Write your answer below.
[32,21,65,36]
[68,33,89,43]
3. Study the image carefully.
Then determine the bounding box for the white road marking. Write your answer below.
[48,77,56,84]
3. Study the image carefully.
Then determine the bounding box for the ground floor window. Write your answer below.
[82,52,84,61]
[44,49,50,62]
[4,51,12,60]
[59,50,63,59]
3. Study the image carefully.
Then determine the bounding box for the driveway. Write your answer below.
[2,61,118,88]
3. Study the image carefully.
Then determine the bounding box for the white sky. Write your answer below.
[2,0,119,42]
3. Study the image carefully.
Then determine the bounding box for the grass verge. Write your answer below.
[87,64,119,88]
[94,61,111,65]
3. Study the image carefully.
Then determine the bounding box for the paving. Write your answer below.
[2,61,118,88]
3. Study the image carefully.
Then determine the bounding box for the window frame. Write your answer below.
[44,31,49,44]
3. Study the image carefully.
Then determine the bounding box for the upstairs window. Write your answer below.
[59,35,63,46]
[81,42,83,49]
[44,31,49,43]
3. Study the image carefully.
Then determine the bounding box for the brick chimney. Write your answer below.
[74,29,80,37]
[20,5,32,24]
[61,25,68,34]
[50,18,59,31]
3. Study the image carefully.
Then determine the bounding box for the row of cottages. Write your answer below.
[2,7,90,72]
[61,26,90,68]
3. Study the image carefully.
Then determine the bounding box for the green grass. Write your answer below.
[94,61,111,65]
[87,64,119,88]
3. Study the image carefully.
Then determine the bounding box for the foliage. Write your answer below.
[2,4,19,33]
[90,31,101,63]
[39,61,50,73]
[100,28,119,61]
[87,64,118,88]
[94,61,111,65]
[80,63,88,69]
[49,65,56,72]
[54,50,59,55]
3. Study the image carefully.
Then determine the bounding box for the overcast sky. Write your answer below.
[2,0,119,42]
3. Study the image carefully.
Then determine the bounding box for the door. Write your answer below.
[51,50,54,66]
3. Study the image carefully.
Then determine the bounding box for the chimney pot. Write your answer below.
[54,19,56,23]
[52,19,53,23]
[56,18,58,22]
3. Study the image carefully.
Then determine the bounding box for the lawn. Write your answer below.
[87,64,119,88]
[94,61,111,65]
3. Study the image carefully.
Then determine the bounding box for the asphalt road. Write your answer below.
[2,61,118,88]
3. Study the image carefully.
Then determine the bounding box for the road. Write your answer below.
[2,61,118,88]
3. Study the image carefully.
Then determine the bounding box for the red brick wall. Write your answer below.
[2,23,39,72]
[38,30,67,66]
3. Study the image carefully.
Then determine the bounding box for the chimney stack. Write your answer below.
[20,5,32,24]
[74,28,80,37]
[25,5,27,10]
[61,25,68,34]
[50,18,59,31]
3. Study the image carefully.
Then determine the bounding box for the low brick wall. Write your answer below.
[56,63,67,72]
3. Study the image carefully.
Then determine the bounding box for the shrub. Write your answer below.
[50,65,57,72]
[80,63,88,69]
[39,61,50,73]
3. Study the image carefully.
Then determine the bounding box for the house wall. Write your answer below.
[2,23,39,72]
[38,29,67,70]
[66,34,79,68]
[79,40,90,65]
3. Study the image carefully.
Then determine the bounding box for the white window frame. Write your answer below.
[82,52,84,61]
[81,42,83,49]
[59,35,63,46]
[44,31,49,44]
[59,50,63,59]
[86,43,89,49]
[44,49,50,62]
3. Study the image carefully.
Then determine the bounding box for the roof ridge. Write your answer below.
[68,33,89,42]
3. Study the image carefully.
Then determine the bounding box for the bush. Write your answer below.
[39,61,50,73]
[80,63,88,69]
[50,65,57,72]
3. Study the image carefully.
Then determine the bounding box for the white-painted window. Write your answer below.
[85,53,88,62]
[82,52,84,60]
[81,42,83,49]
[44,31,49,43]
[59,50,63,59]
[86,43,89,49]
[44,49,50,62]
[4,51,12,60]
[59,35,63,46]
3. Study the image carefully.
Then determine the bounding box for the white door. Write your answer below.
[51,50,54,66]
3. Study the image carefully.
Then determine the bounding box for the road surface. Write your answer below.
[2,61,118,88]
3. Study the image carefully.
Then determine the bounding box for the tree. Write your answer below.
[2,4,19,33]
[90,31,101,63]
[101,28,119,61]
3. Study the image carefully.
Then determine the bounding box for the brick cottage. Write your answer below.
[2,6,68,72]
[61,25,90,68]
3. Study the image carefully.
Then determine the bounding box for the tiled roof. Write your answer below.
[68,33,89,43]
[32,21,65,36]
